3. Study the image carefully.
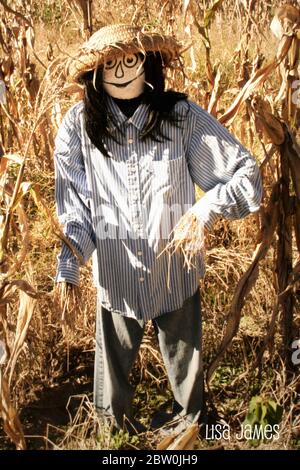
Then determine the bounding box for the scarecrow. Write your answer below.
[54,24,262,434]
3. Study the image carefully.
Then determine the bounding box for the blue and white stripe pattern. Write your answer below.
[54,96,262,320]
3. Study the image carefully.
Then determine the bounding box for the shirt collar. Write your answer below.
[106,95,150,132]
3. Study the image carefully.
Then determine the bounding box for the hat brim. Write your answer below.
[66,34,181,82]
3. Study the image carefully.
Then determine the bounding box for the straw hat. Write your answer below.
[66,23,181,82]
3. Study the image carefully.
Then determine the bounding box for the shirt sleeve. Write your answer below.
[54,104,96,286]
[187,105,263,230]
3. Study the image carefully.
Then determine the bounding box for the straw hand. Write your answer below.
[158,211,205,274]
[54,281,81,332]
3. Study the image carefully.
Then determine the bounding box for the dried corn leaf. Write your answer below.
[0,156,8,176]
[0,282,17,305]
[0,157,8,204]
[0,339,7,365]
[29,186,85,265]
[0,79,7,105]
[0,203,30,281]
[1,153,23,165]
[63,83,84,98]
[5,288,37,385]
[281,126,300,253]
[278,258,300,300]
[8,205,30,277]
[183,0,192,19]
[251,96,285,145]
[271,5,300,39]
[157,434,177,450]
[0,280,38,305]
[25,25,47,70]
[220,35,293,126]
[10,181,31,212]
[204,0,224,29]
[167,424,199,450]
[271,15,284,40]
[190,8,210,49]
[295,203,300,253]
[0,370,26,449]
[0,180,31,262]
[283,127,300,200]
[208,64,221,116]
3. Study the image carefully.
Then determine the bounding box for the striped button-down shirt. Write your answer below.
[54,96,262,320]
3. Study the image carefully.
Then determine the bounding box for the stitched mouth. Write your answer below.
[104,70,145,88]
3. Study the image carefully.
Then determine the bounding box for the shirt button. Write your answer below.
[137,251,143,256]
[139,277,145,282]
[128,138,133,144]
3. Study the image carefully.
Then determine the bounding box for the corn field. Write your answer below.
[0,0,300,451]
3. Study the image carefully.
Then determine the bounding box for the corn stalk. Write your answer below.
[0,1,88,449]
[207,11,300,382]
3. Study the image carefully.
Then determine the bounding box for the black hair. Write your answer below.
[80,52,188,157]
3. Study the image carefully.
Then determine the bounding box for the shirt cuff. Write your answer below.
[55,257,80,286]
[189,195,220,231]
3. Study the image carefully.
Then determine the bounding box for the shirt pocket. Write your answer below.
[151,156,185,198]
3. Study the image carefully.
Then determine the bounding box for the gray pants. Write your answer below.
[93,289,203,430]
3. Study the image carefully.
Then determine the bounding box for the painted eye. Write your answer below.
[104,58,117,70]
[123,54,139,68]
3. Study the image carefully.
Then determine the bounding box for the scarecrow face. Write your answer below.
[103,52,145,99]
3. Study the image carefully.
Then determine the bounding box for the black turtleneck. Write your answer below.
[112,94,144,118]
